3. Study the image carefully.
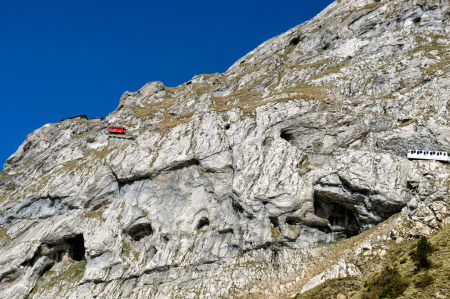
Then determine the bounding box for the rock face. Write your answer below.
[2,0,450,297]
[298,259,361,294]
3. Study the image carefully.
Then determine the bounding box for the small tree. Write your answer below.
[412,236,433,269]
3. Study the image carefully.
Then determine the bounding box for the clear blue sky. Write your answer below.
[1,0,332,167]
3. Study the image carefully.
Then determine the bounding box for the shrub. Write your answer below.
[362,265,410,299]
[411,236,433,270]
[415,272,434,288]
[399,257,407,264]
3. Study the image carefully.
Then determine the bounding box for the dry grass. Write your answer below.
[271,227,281,238]
[153,111,195,134]
[282,84,331,104]
[411,34,448,56]
[293,277,363,299]
[296,59,331,71]
[282,214,450,299]
[387,119,416,131]
[0,227,11,246]
[341,2,381,22]
[310,59,351,80]
[30,260,87,296]
[0,171,10,181]
[122,241,140,261]
[212,90,259,113]
[84,210,104,219]
[351,223,450,298]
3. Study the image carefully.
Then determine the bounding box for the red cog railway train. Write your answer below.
[108,126,127,134]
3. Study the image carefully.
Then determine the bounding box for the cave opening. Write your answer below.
[197,217,210,231]
[269,217,279,228]
[128,223,153,242]
[280,130,294,142]
[65,234,86,261]
[224,124,231,130]
[289,35,302,47]
[314,198,360,239]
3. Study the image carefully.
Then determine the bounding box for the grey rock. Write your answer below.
[3,0,450,297]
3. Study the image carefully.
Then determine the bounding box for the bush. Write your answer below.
[362,266,410,299]
[412,236,433,270]
[399,257,407,264]
[415,272,434,288]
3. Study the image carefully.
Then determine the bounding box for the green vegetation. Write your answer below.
[4,183,16,191]
[293,277,363,299]
[31,260,87,296]
[0,171,10,181]
[362,266,410,299]
[414,272,434,288]
[411,236,433,270]
[287,216,450,299]
[122,241,140,261]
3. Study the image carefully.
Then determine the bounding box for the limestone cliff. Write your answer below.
[2,0,450,298]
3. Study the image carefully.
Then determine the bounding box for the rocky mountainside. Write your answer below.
[2,0,450,298]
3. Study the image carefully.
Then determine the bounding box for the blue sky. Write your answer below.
[0,0,333,168]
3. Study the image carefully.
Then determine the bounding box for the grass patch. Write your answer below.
[341,2,380,22]
[0,227,11,245]
[414,272,434,288]
[271,227,281,238]
[292,277,363,299]
[296,59,331,71]
[84,210,104,219]
[0,171,11,181]
[31,260,87,296]
[310,59,351,80]
[122,241,140,261]
[361,265,410,298]
[411,34,448,56]
[155,111,194,134]
[4,183,16,191]
[282,83,331,105]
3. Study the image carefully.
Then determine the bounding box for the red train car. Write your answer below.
[108,126,127,134]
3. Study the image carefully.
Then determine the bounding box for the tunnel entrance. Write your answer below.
[65,234,86,261]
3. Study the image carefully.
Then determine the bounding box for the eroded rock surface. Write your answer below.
[2,0,450,297]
